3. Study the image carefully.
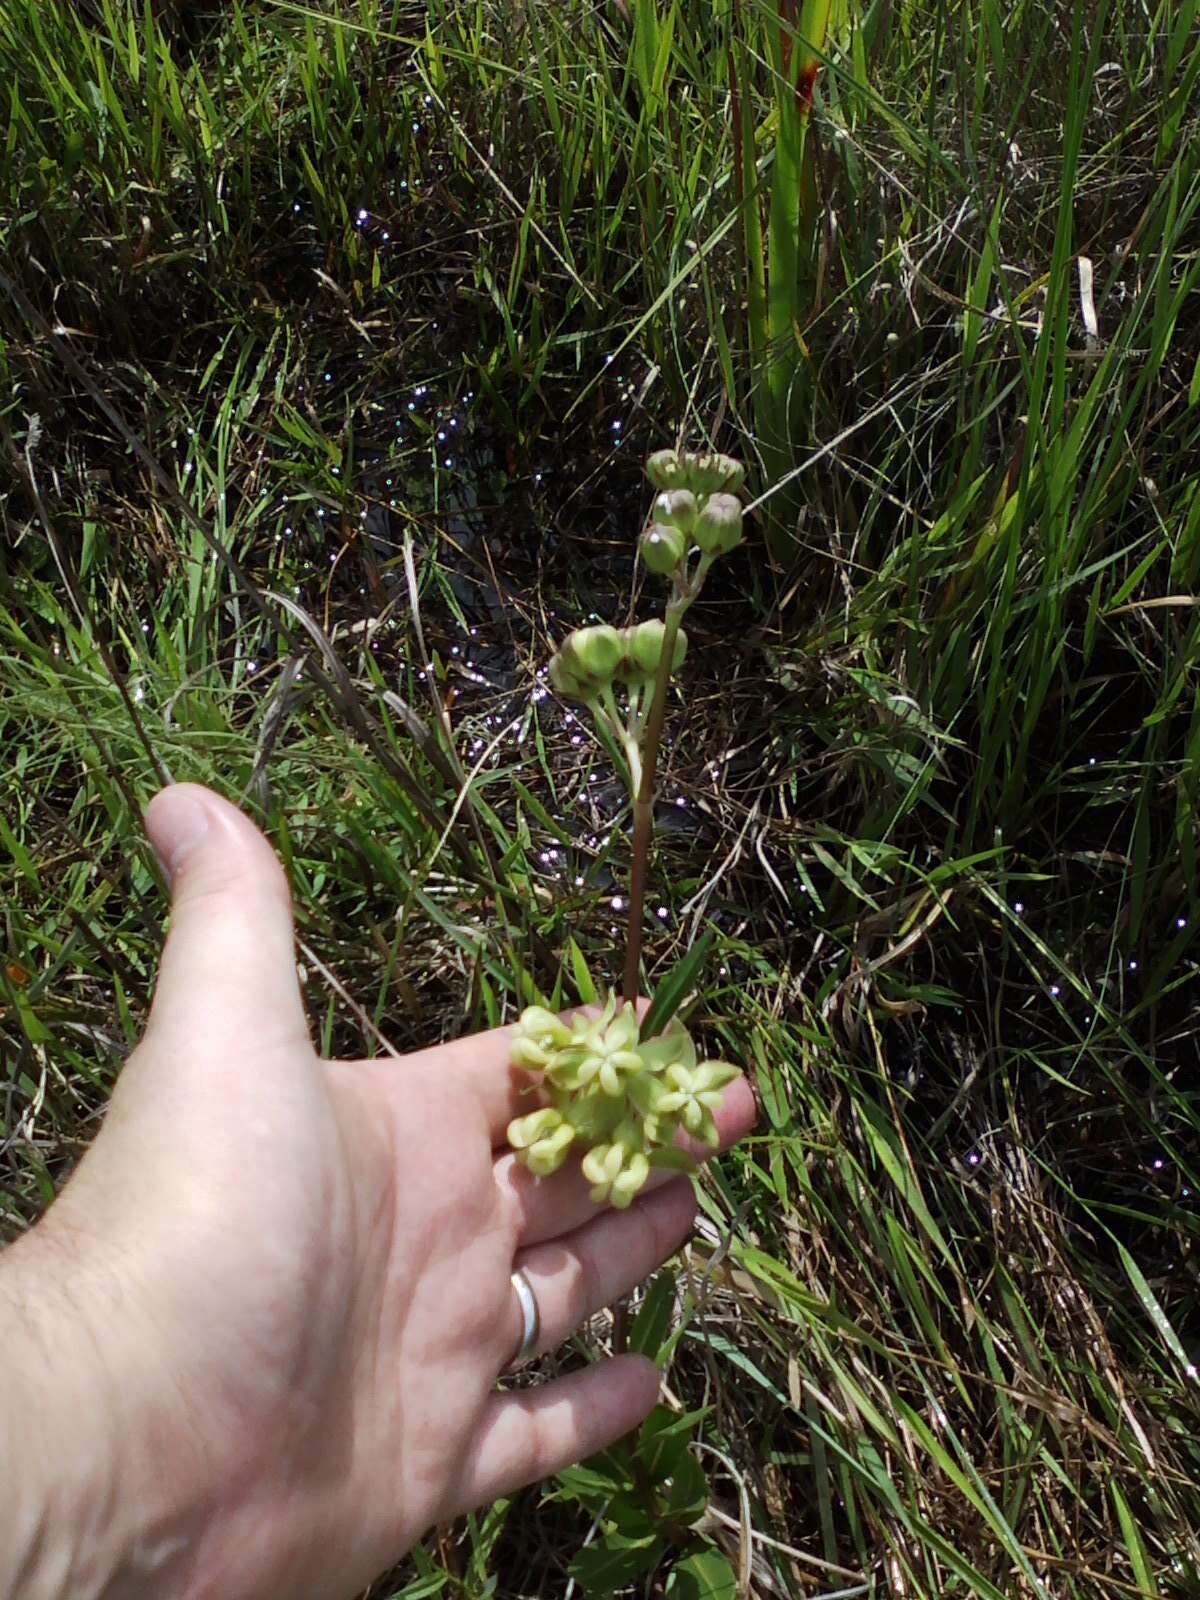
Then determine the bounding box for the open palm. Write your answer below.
[29,785,753,1600]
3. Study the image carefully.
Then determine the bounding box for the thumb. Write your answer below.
[143,783,310,1050]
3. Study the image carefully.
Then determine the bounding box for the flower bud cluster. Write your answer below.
[640,450,747,576]
[549,619,689,704]
[506,997,741,1208]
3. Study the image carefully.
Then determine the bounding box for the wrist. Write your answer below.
[0,1223,203,1600]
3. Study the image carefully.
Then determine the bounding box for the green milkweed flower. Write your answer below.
[506,444,750,1205]
[655,1060,740,1148]
[549,998,644,1097]
[688,452,746,496]
[653,489,698,533]
[514,1006,573,1054]
[511,1036,556,1072]
[549,624,625,702]
[693,492,744,555]
[508,1107,562,1146]
[640,522,688,575]
[646,449,688,490]
[506,994,742,1192]
[648,447,745,496]
[581,1142,651,1209]
[548,654,589,701]
[507,1107,577,1176]
[564,625,624,680]
[622,619,688,685]
[525,1122,576,1176]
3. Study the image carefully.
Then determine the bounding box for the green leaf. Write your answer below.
[667,1549,737,1599]
[568,935,597,1005]
[1118,1240,1192,1369]
[664,1450,709,1526]
[1110,1482,1154,1597]
[569,1531,665,1598]
[648,1146,698,1174]
[394,1575,447,1599]
[638,1405,709,1480]
[515,779,573,845]
[629,1273,676,1359]
[641,931,712,1040]
[552,1461,628,1511]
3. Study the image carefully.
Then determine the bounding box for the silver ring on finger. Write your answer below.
[506,1267,541,1371]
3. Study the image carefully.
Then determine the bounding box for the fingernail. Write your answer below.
[146,787,210,884]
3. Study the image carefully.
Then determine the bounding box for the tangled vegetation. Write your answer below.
[2,0,1200,1595]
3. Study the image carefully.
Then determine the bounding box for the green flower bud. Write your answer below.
[693,492,744,554]
[507,1107,564,1149]
[549,653,590,702]
[582,1142,622,1188]
[687,452,746,496]
[622,619,688,684]
[640,523,687,575]
[543,1045,588,1092]
[647,449,687,490]
[511,1037,554,1072]
[562,624,624,681]
[524,1120,576,1177]
[581,1143,650,1209]
[653,489,698,533]
[610,1152,650,1208]
[517,1006,573,1050]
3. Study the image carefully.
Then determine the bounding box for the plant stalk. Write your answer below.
[622,596,686,1004]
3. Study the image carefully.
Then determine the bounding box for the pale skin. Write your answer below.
[0,784,755,1600]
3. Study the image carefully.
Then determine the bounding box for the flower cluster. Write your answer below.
[548,619,688,704]
[640,449,746,576]
[506,997,741,1208]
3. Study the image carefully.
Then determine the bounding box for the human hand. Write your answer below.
[0,784,755,1600]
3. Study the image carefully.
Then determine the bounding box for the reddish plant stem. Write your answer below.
[622,600,684,1005]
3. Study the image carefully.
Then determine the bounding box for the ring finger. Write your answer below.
[502,1179,697,1366]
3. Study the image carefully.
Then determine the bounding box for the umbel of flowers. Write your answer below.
[507,1001,740,1208]
[506,448,748,1208]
